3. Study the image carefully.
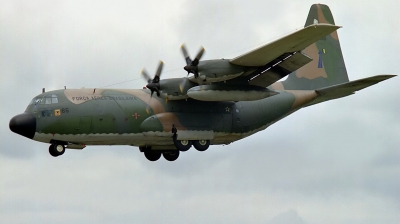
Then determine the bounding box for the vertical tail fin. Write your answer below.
[281,4,349,90]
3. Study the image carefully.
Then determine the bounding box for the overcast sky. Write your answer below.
[1,0,400,223]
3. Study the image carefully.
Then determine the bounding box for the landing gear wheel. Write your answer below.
[49,145,58,157]
[173,139,192,151]
[193,140,210,151]
[54,144,65,155]
[144,150,162,161]
[49,144,65,157]
[163,150,180,161]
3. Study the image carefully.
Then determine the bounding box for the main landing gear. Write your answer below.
[163,150,180,161]
[140,139,210,162]
[49,143,65,157]
[141,146,180,162]
[171,124,210,153]
[144,150,162,161]
[173,139,210,152]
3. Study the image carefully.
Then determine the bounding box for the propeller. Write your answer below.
[141,61,164,97]
[181,44,205,78]
[179,44,205,92]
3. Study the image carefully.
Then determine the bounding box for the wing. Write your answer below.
[305,75,396,106]
[229,24,340,87]
[230,24,340,66]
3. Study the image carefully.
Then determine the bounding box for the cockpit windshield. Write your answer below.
[29,94,58,105]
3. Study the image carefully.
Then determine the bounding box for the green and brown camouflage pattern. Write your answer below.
[11,4,396,155]
[27,87,317,148]
[272,4,349,90]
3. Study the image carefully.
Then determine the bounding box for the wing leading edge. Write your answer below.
[230,23,341,67]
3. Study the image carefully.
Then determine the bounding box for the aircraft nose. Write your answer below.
[9,113,36,139]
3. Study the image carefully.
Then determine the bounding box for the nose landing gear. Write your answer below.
[49,143,65,157]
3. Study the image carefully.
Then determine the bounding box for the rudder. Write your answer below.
[280,4,349,90]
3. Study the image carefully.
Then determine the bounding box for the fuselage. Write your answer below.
[10,87,318,148]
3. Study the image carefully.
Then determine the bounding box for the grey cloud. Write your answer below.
[267,209,307,224]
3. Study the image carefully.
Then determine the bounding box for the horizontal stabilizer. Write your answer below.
[305,75,396,106]
[230,23,340,67]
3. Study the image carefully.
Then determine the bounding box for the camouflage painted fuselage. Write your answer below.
[28,88,316,148]
[10,3,396,158]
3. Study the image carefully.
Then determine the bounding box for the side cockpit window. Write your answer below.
[44,94,58,104]
[51,94,58,104]
[45,97,52,104]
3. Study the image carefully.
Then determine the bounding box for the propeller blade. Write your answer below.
[155,87,161,97]
[192,46,205,66]
[141,69,152,84]
[180,44,192,65]
[141,61,165,98]
[154,61,164,83]
[179,77,188,93]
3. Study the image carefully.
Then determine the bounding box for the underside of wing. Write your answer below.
[230,23,340,67]
[247,51,312,87]
[305,75,396,106]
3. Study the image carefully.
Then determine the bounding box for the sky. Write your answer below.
[1,0,400,223]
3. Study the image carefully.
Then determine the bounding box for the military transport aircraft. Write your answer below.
[9,4,395,161]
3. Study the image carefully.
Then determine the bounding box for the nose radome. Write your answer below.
[9,113,36,139]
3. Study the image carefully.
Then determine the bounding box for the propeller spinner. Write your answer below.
[179,44,205,92]
[141,61,164,97]
[181,44,205,78]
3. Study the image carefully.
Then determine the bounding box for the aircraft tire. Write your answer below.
[173,139,192,151]
[144,150,161,161]
[193,140,210,151]
[55,144,65,156]
[49,144,65,157]
[49,145,58,157]
[163,150,180,161]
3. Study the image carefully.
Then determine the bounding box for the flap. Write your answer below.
[230,23,340,67]
[248,52,312,87]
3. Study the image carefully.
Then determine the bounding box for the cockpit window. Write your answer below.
[51,94,58,104]
[45,97,52,104]
[30,94,59,105]
[29,98,41,105]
